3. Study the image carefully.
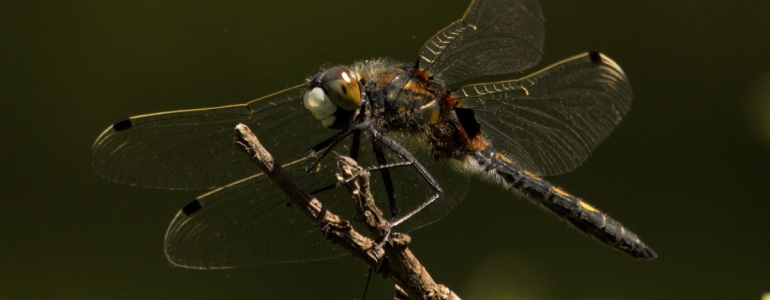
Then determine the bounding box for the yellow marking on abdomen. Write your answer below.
[523,170,541,180]
[552,186,571,197]
[495,152,513,164]
[578,200,600,213]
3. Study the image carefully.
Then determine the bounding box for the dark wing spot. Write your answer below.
[181,199,203,216]
[112,118,133,132]
[589,51,602,63]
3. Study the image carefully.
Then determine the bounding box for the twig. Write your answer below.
[233,124,459,300]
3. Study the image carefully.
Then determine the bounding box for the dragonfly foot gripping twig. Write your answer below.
[233,123,459,300]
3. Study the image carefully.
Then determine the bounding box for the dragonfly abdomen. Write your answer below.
[471,151,657,260]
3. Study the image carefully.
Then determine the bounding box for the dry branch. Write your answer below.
[233,124,459,300]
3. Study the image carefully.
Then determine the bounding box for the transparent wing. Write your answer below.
[418,0,544,87]
[164,129,470,268]
[454,52,633,176]
[94,82,470,268]
[91,84,331,190]
[164,163,347,268]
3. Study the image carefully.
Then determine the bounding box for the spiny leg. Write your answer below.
[371,138,399,218]
[304,126,357,172]
[366,127,443,237]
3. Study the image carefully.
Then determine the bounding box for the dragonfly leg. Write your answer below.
[305,127,356,172]
[367,127,444,228]
[305,119,372,172]
[336,140,415,217]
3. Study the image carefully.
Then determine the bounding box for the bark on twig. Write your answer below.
[233,124,459,300]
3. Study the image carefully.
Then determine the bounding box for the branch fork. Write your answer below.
[233,124,459,300]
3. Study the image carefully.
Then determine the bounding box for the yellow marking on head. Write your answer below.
[523,170,541,180]
[579,200,600,213]
[552,186,570,197]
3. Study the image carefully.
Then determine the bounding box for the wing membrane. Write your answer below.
[91,84,327,190]
[164,129,471,268]
[455,52,633,176]
[418,0,544,87]
[164,164,350,268]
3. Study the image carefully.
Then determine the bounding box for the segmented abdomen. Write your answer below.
[471,149,656,259]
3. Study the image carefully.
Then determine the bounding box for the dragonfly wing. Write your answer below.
[164,162,350,269]
[96,83,470,267]
[163,130,472,268]
[455,52,633,176]
[418,0,544,87]
[91,84,330,190]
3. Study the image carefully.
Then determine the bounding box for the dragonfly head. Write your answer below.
[304,66,362,129]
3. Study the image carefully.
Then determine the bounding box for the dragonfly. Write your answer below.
[92,0,656,269]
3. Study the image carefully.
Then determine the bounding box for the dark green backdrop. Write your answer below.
[2,1,769,299]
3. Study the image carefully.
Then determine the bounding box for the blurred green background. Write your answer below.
[2,0,769,299]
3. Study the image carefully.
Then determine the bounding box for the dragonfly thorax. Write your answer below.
[359,65,482,161]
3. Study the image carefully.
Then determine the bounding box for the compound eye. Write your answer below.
[320,67,361,111]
